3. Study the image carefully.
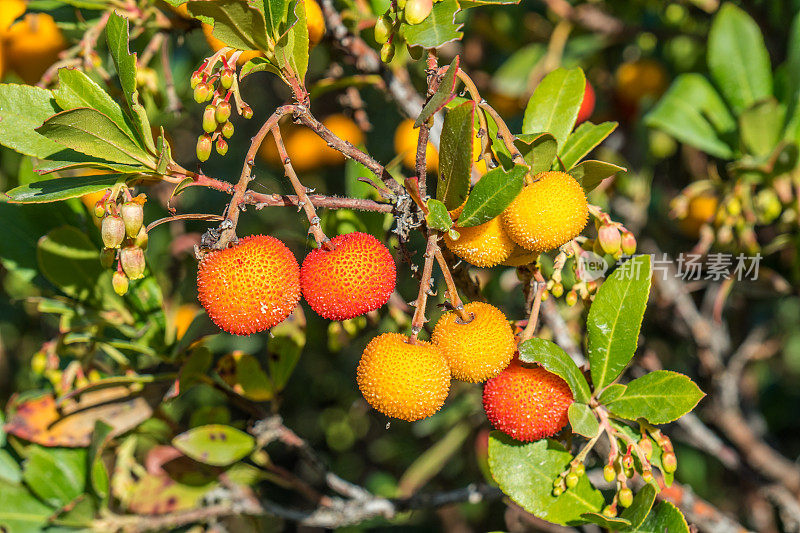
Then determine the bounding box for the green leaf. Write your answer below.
[415,56,459,128]
[597,383,626,404]
[0,483,54,533]
[645,74,736,159]
[438,100,474,209]
[491,44,546,98]
[488,434,604,525]
[607,370,705,424]
[216,352,274,401]
[460,0,519,6]
[456,163,527,227]
[398,421,471,496]
[523,68,586,149]
[0,450,21,484]
[518,338,591,404]
[400,0,463,50]
[88,421,113,500]
[37,109,156,168]
[266,328,304,391]
[0,83,63,158]
[179,347,212,392]
[739,99,786,157]
[631,502,689,533]
[22,446,87,506]
[426,199,453,232]
[783,12,800,142]
[619,483,658,531]
[580,513,631,529]
[37,226,104,302]
[5,174,122,203]
[240,56,282,80]
[53,68,139,145]
[708,3,772,115]
[559,121,617,170]
[261,0,291,42]
[172,424,255,466]
[275,0,309,83]
[568,160,625,193]
[514,133,557,174]
[587,255,652,391]
[34,155,145,176]
[188,0,269,51]
[567,403,599,438]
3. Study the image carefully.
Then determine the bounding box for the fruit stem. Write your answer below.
[478,101,523,165]
[520,268,547,342]
[410,233,439,339]
[415,52,439,197]
[270,125,330,247]
[433,248,470,322]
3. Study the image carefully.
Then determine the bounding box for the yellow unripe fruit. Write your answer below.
[356,333,450,421]
[432,302,516,383]
[6,13,66,84]
[501,246,538,267]
[680,194,718,237]
[306,0,326,47]
[320,114,364,163]
[502,171,588,253]
[444,216,515,267]
[394,118,438,172]
[615,59,668,106]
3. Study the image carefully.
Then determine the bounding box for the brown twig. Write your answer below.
[410,233,440,339]
[433,249,470,321]
[248,193,392,213]
[520,269,547,342]
[270,125,329,247]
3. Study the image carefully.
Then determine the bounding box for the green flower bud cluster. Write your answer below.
[95,187,150,296]
[191,57,251,162]
[373,0,444,63]
[551,461,586,497]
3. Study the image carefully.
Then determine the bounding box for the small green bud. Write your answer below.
[552,486,564,497]
[602,505,616,518]
[622,453,634,470]
[197,135,213,162]
[216,100,232,123]
[134,227,149,250]
[573,463,585,477]
[565,290,578,307]
[222,121,234,139]
[404,0,432,24]
[620,230,637,256]
[380,42,395,63]
[662,452,677,473]
[642,469,654,483]
[216,138,229,156]
[603,464,616,483]
[120,246,146,280]
[31,350,47,375]
[100,248,116,269]
[190,71,203,90]
[93,200,106,219]
[219,69,234,90]
[754,188,782,224]
[112,271,129,296]
[565,472,579,489]
[618,487,633,508]
[374,13,392,44]
[101,215,126,249]
[193,82,212,103]
[397,0,407,8]
[120,201,144,238]
[550,281,564,298]
[726,197,741,217]
[639,438,653,461]
[203,105,218,133]
[241,105,253,119]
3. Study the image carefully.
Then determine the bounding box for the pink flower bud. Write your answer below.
[112,271,129,295]
[621,230,637,256]
[598,225,621,255]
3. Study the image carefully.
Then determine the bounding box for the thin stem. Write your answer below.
[248,193,392,213]
[415,53,439,197]
[478,102,523,164]
[410,233,439,340]
[434,248,470,322]
[520,269,547,342]
[270,125,329,247]
[145,213,225,233]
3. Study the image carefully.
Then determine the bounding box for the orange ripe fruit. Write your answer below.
[501,171,588,253]
[615,59,668,106]
[197,235,301,335]
[0,0,26,35]
[444,216,515,267]
[501,246,538,267]
[576,81,595,125]
[432,302,516,383]
[394,118,438,172]
[680,194,718,237]
[173,303,200,340]
[306,0,326,47]
[6,13,66,84]
[320,114,364,164]
[483,361,573,442]
[357,333,450,421]
[301,232,396,320]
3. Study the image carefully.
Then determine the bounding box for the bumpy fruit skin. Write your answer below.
[6,13,66,84]
[444,216,515,267]
[432,302,516,383]
[306,0,326,47]
[356,333,450,421]
[501,246,538,267]
[197,235,301,335]
[501,171,588,253]
[395,118,438,171]
[576,81,595,124]
[482,361,573,442]
[301,232,396,320]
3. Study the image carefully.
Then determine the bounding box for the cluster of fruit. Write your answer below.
[373,0,441,62]
[191,57,245,161]
[0,1,65,84]
[259,114,365,172]
[94,188,149,296]
[445,171,589,268]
